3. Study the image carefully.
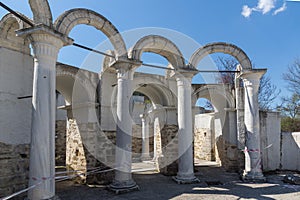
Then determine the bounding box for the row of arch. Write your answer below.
[0,6,253,72]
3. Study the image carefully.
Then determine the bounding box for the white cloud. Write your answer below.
[256,0,276,14]
[273,2,287,15]
[241,5,253,18]
[242,0,288,18]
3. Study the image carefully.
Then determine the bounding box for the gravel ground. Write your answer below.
[56,166,300,200]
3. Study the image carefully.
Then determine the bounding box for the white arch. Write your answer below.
[0,13,32,53]
[29,0,52,26]
[56,63,98,105]
[129,35,186,69]
[192,84,235,110]
[54,8,127,57]
[189,42,252,70]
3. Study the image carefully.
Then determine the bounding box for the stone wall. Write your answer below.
[194,128,213,161]
[0,46,33,199]
[132,124,154,159]
[194,113,215,162]
[0,142,30,200]
[66,119,114,184]
[193,113,242,172]
[158,125,179,176]
[132,125,142,157]
[55,120,66,166]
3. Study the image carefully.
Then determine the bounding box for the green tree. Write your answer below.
[279,93,300,119]
[279,58,300,132]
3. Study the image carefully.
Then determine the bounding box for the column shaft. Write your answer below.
[111,68,137,190]
[174,75,199,183]
[141,116,151,160]
[242,70,266,181]
[28,34,63,200]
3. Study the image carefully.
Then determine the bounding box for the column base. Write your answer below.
[172,175,201,184]
[141,155,152,161]
[242,171,266,183]
[108,180,139,194]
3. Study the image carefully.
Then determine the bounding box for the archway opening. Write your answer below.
[130,91,154,162]
[128,80,178,174]
[59,24,113,73]
[136,52,169,76]
[55,91,67,169]
[194,98,218,167]
[190,49,243,172]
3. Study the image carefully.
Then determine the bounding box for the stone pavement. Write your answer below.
[56,163,300,200]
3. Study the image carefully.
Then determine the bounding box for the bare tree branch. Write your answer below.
[216,56,279,111]
[283,58,300,95]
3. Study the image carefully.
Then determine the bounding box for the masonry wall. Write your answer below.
[0,47,33,199]
[158,125,179,175]
[132,124,154,160]
[194,113,214,162]
[55,120,66,166]
[0,143,30,199]
[65,119,114,184]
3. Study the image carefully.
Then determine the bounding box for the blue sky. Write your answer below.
[0,0,300,107]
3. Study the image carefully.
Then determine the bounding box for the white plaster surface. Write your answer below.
[260,112,281,171]
[281,132,300,171]
[0,47,33,144]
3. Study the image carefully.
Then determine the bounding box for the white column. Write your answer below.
[241,70,266,182]
[173,73,199,184]
[110,67,138,192]
[17,28,66,199]
[141,114,151,161]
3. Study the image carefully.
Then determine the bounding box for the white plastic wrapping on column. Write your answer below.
[174,72,199,183]
[241,69,266,181]
[28,33,64,200]
[111,66,138,190]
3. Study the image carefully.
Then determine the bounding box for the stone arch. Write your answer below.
[132,74,177,107]
[54,9,127,57]
[0,13,32,53]
[29,0,52,26]
[189,42,252,70]
[129,35,185,69]
[192,84,235,111]
[56,63,98,105]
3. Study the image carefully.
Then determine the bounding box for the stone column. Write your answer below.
[109,66,138,193]
[17,26,70,199]
[241,69,266,182]
[140,114,151,161]
[173,72,199,184]
[152,114,162,161]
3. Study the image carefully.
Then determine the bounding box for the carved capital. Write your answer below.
[240,69,267,88]
[116,68,134,80]
[173,69,198,86]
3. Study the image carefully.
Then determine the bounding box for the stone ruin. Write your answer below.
[0,0,299,199]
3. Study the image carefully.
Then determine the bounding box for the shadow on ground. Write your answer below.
[56,166,300,200]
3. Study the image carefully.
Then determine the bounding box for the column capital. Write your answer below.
[16,24,73,47]
[175,70,198,87]
[240,69,267,87]
[110,58,142,71]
